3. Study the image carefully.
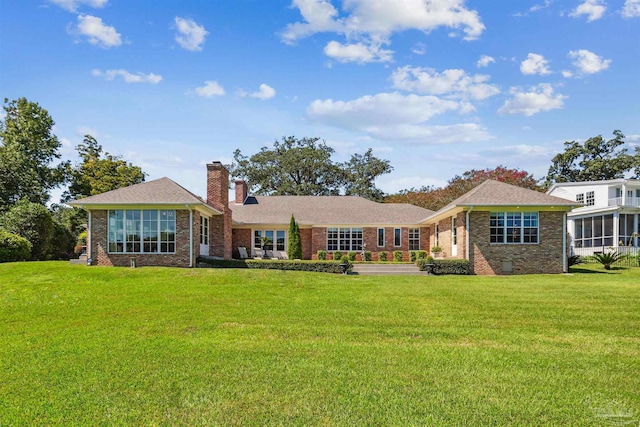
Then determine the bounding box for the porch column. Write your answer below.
[613,211,620,249]
[622,184,627,206]
[635,214,639,247]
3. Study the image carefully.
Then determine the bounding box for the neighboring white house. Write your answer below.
[547,179,640,256]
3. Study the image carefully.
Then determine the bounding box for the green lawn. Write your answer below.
[1,262,639,426]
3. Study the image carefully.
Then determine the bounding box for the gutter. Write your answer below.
[87,210,92,264]
[189,208,194,267]
[562,211,567,273]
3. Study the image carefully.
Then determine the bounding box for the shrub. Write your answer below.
[196,257,347,274]
[0,230,32,263]
[393,251,403,262]
[347,251,357,261]
[568,255,582,266]
[287,215,302,260]
[431,246,442,255]
[333,251,343,260]
[0,200,53,260]
[364,251,372,261]
[592,251,626,270]
[378,251,388,261]
[409,251,417,262]
[317,250,327,260]
[48,220,76,260]
[417,250,428,260]
[417,259,471,275]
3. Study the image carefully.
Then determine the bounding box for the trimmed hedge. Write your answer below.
[0,230,32,263]
[196,257,347,274]
[416,258,472,275]
[393,251,403,262]
[378,251,388,261]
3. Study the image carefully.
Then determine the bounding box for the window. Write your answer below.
[619,214,637,246]
[200,216,209,245]
[109,210,175,253]
[435,224,439,246]
[377,228,385,247]
[327,227,363,251]
[576,193,584,203]
[394,228,401,247]
[253,229,286,250]
[586,191,595,206]
[452,218,457,245]
[573,215,614,248]
[408,228,420,250]
[490,212,538,244]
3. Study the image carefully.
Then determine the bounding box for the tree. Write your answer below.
[230,136,392,200]
[386,166,541,211]
[0,98,68,210]
[342,148,392,202]
[544,130,639,186]
[0,199,54,260]
[63,135,146,202]
[287,214,302,260]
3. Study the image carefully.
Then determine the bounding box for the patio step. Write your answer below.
[350,263,427,275]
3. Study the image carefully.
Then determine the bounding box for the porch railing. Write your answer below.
[608,196,640,207]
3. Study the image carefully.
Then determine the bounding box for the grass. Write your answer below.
[1,262,639,426]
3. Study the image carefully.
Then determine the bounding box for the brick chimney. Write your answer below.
[235,180,248,204]
[206,162,229,212]
[206,162,232,259]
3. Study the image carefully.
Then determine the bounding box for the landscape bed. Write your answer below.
[1,262,639,425]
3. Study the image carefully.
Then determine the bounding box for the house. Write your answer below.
[70,162,578,274]
[546,179,640,256]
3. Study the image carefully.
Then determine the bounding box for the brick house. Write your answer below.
[70,162,577,274]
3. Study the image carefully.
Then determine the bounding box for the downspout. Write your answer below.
[563,211,568,272]
[466,206,474,261]
[189,208,194,267]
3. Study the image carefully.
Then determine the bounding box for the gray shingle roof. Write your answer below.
[428,179,577,220]
[230,195,434,226]
[67,177,212,207]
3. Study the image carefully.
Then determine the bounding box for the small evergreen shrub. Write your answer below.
[393,251,403,262]
[378,251,388,261]
[417,250,428,260]
[409,251,417,262]
[333,251,343,260]
[0,230,32,263]
[417,259,471,275]
[364,251,372,261]
[347,252,357,261]
[317,250,327,260]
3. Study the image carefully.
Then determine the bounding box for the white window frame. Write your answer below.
[108,209,176,254]
[586,191,595,206]
[394,228,402,247]
[200,216,209,245]
[377,228,385,247]
[576,193,584,203]
[328,227,363,251]
[253,229,287,251]
[408,228,420,250]
[489,212,539,244]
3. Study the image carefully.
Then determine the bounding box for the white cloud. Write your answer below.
[323,40,393,63]
[281,0,485,62]
[307,92,491,144]
[411,42,427,55]
[194,81,225,97]
[48,0,107,12]
[570,0,607,21]
[76,126,99,137]
[622,0,640,17]
[561,70,574,78]
[174,17,208,51]
[91,69,162,84]
[568,49,611,74]
[498,84,566,116]
[476,55,495,68]
[71,14,121,48]
[390,66,500,100]
[520,53,551,75]
[514,0,553,16]
[239,84,276,100]
[378,175,448,193]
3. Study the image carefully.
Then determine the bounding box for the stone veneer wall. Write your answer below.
[90,209,196,267]
[469,210,565,275]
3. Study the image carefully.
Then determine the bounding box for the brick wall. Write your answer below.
[89,209,195,267]
[300,228,313,259]
[469,210,565,275]
[207,163,232,259]
[429,213,466,259]
[231,228,252,258]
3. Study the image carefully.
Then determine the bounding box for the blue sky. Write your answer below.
[1,0,639,201]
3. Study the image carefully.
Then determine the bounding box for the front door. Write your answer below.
[200,216,209,256]
[451,217,458,257]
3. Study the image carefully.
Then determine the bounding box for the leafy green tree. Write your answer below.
[0,98,68,210]
[0,230,31,263]
[287,214,302,260]
[545,130,639,186]
[230,136,392,199]
[63,135,146,202]
[342,148,393,202]
[0,199,53,260]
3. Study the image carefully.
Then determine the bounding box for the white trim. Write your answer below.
[562,212,567,273]
[377,228,385,247]
[189,209,193,267]
[393,227,402,247]
[87,210,92,262]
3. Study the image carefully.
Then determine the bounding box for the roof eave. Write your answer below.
[66,202,222,215]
